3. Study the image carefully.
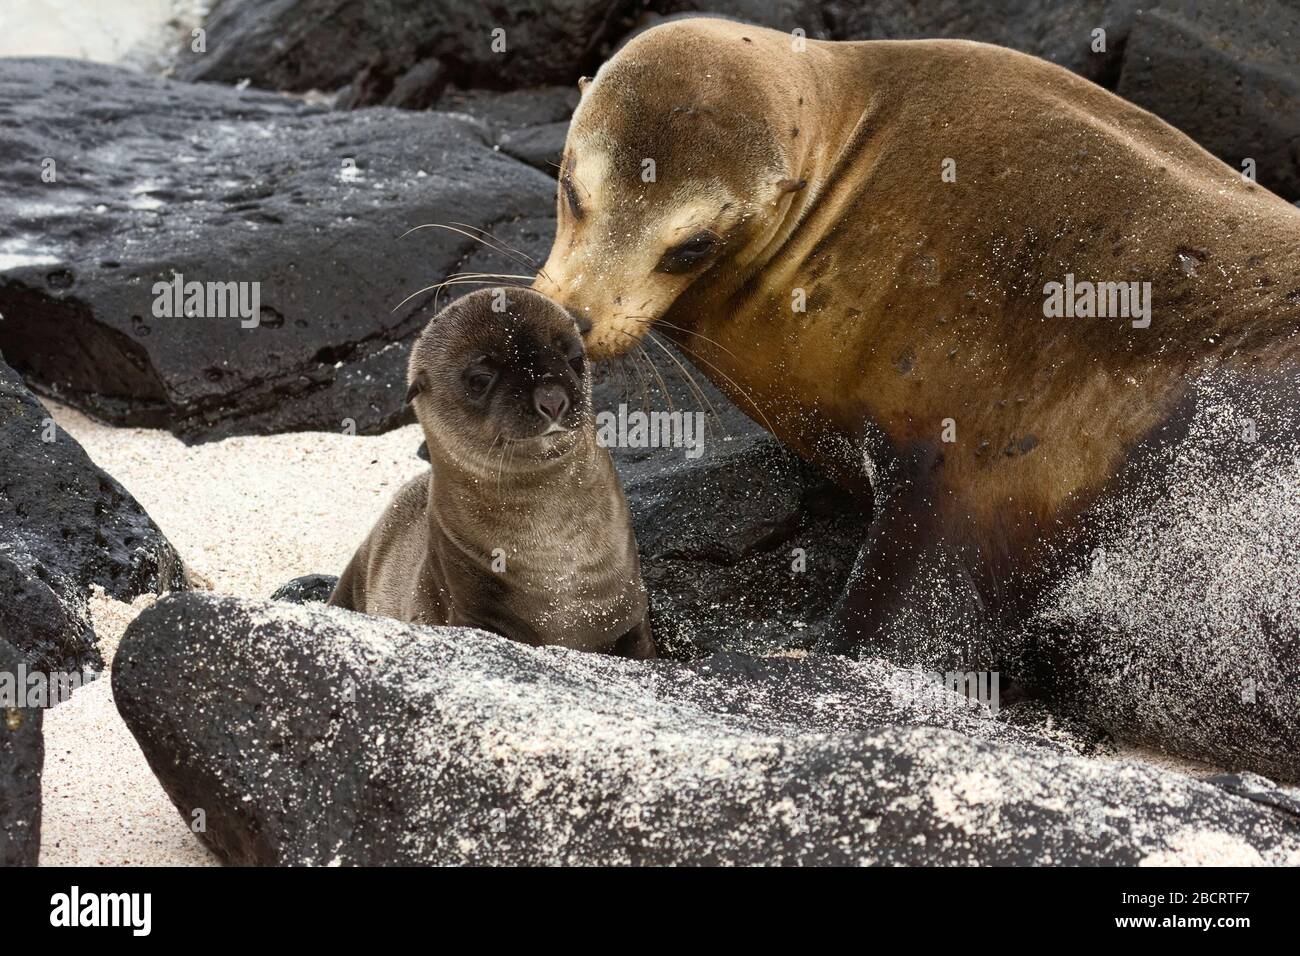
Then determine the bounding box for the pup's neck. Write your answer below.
[424,423,605,517]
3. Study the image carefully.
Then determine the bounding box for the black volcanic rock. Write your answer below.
[573,342,858,660]
[440,86,581,175]
[0,354,186,673]
[625,435,868,659]
[114,592,1300,865]
[0,638,43,866]
[0,58,557,442]
[1116,0,1300,201]
[176,0,638,101]
[269,573,339,604]
[169,2,1299,207]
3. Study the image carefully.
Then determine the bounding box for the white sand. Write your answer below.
[50,403,426,600]
[39,402,427,865]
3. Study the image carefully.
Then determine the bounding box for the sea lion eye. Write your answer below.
[658,232,719,274]
[562,174,582,219]
[464,366,497,400]
[568,352,585,376]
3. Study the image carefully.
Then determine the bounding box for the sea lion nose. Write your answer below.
[533,383,570,422]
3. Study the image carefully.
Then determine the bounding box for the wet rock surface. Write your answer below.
[114,592,1300,865]
[0,638,43,867]
[268,573,339,605]
[178,0,1130,100]
[0,354,186,673]
[440,86,580,174]
[0,58,556,442]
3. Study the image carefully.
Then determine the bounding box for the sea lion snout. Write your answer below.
[533,382,571,423]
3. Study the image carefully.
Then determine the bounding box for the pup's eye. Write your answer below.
[464,367,497,399]
[657,232,719,274]
[568,352,585,375]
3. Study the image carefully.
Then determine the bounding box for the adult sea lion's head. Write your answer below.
[533,18,814,360]
[407,287,591,469]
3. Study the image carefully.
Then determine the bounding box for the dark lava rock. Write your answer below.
[440,86,581,174]
[337,59,449,111]
[114,591,1300,865]
[269,573,339,604]
[626,435,868,659]
[0,354,186,673]
[176,0,638,101]
[1205,773,1300,819]
[0,58,556,442]
[1116,0,1300,202]
[0,638,43,866]
[174,3,1297,207]
[184,0,1128,100]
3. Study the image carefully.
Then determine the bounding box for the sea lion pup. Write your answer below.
[328,288,654,659]
[533,18,1300,664]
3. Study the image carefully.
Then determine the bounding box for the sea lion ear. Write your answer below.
[578,75,591,94]
[776,177,808,194]
[405,373,428,405]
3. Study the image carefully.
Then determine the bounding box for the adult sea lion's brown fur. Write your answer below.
[533,18,1300,661]
[329,288,654,659]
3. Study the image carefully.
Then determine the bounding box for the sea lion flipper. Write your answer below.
[827,444,993,671]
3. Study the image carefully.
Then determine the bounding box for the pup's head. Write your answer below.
[407,287,590,468]
[532,19,811,360]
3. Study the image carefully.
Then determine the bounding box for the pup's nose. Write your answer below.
[533,383,570,422]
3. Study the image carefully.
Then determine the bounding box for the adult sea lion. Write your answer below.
[532,19,1300,774]
[329,287,654,659]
